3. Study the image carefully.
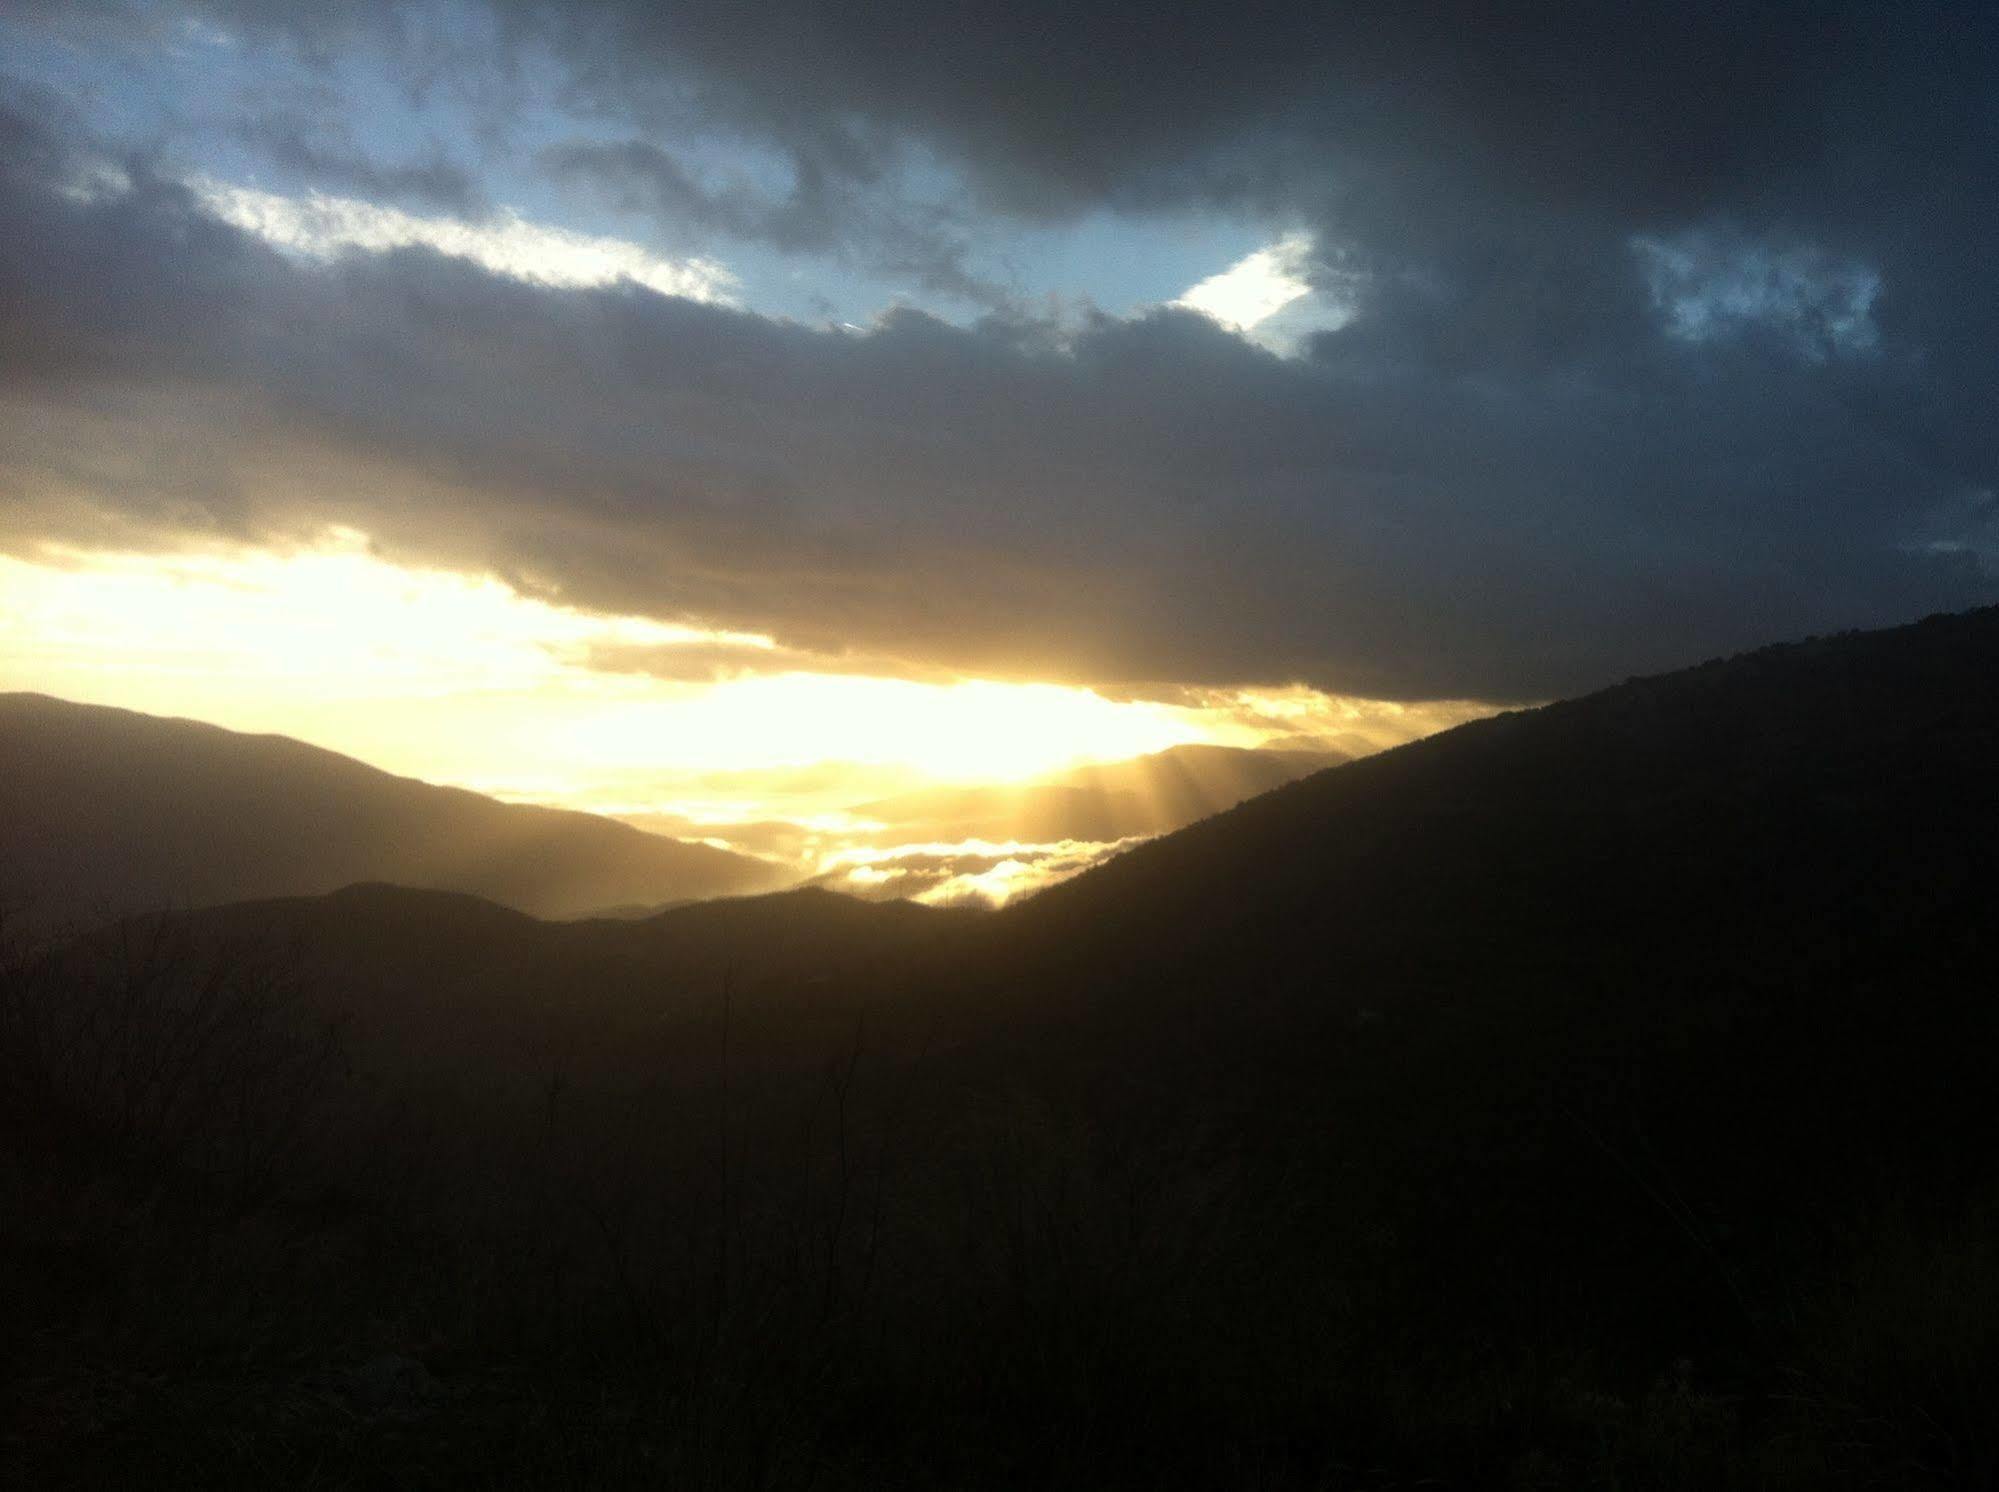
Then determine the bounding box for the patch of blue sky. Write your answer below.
[981,210,1272,319]
[2,15,196,139]
[8,7,1288,332]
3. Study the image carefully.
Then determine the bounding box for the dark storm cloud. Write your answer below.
[469,0,1993,375]
[528,3,1993,247]
[3,3,1997,701]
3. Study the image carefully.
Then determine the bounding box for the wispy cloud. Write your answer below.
[192,178,737,302]
[816,835,1148,907]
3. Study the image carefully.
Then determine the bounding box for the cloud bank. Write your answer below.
[3,2,1996,702]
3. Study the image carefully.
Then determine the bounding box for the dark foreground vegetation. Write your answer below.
[7,608,1999,1488]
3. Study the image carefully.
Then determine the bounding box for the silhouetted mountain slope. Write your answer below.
[857,742,1344,842]
[0,693,790,930]
[960,608,1999,1347]
[1011,607,1999,991]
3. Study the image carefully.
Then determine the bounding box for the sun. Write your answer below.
[545,673,1204,783]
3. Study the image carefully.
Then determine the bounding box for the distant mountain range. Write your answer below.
[92,605,1999,1219]
[0,690,1353,935]
[59,606,1999,1124]
[0,693,791,932]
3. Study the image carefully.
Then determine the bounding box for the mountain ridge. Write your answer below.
[0,691,792,932]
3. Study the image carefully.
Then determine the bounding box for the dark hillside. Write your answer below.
[970,608,1999,1317]
[1018,607,1999,976]
[127,881,973,1088]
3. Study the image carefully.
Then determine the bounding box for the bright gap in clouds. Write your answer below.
[0,533,1495,899]
[193,179,738,302]
[541,677,1202,783]
[1172,232,1358,354]
[0,532,1211,796]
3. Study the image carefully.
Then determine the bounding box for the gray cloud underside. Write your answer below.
[541,139,999,308]
[4,0,1998,701]
[93,2,1999,339]
[236,108,491,220]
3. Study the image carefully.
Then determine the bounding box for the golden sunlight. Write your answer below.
[536,676,1204,783]
[0,529,1493,898]
[0,533,1210,795]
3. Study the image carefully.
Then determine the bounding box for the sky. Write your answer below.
[3,1,1996,895]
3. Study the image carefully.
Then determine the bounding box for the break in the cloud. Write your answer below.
[2,529,1456,905]
[0,534,1227,791]
[1177,235,1312,330]
[1173,233,1356,355]
[3,2,1996,704]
